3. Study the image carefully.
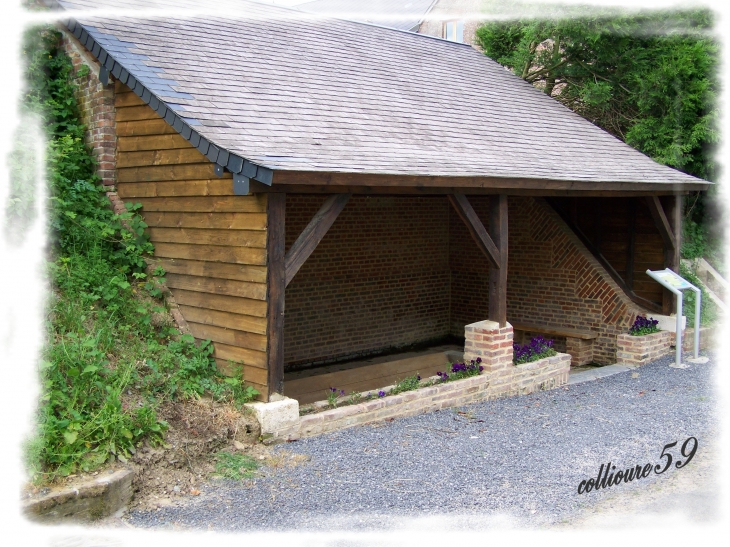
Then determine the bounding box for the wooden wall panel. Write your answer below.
[115,82,269,400]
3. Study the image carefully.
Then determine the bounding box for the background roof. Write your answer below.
[296,0,436,32]
[52,0,706,188]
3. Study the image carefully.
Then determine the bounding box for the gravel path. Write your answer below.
[124,352,718,532]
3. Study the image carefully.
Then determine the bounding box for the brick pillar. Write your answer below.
[565,337,593,366]
[464,320,514,372]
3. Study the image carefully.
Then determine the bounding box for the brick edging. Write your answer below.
[263,352,571,443]
[616,331,672,366]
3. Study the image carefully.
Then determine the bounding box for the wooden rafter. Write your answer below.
[448,193,501,269]
[284,194,351,287]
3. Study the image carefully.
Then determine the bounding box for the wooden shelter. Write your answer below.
[54,0,709,401]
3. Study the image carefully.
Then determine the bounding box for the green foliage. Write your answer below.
[23,27,257,482]
[346,391,363,406]
[214,452,259,481]
[628,316,660,336]
[389,374,423,395]
[679,262,718,326]
[475,10,718,182]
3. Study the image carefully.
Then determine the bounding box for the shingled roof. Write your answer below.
[52,0,708,190]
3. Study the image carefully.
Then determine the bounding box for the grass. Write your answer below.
[214,452,259,481]
[679,262,718,327]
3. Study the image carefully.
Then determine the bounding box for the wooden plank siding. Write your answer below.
[114,82,270,399]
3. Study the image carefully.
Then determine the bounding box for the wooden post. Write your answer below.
[266,193,286,398]
[662,195,682,314]
[626,199,636,291]
[489,195,508,326]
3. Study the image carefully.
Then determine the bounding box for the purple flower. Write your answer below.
[479,366,483,372]
[417,375,421,381]
[437,371,443,376]
[476,357,482,364]
[339,390,345,396]
[378,390,386,398]
[329,387,337,392]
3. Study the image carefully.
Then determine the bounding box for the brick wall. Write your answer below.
[59,31,117,188]
[284,195,451,369]
[285,194,648,369]
[452,196,647,364]
[616,331,672,366]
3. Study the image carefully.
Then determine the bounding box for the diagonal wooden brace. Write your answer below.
[645,196,676,251]
[448,193,501,269]
[284,193,351,287]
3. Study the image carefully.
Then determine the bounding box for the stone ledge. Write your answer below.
[22,468,133,523]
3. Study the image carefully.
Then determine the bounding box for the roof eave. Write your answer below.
[270,170,711,194]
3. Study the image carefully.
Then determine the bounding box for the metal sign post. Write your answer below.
[646,269,704,367]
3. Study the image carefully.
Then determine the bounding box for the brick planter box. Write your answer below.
[616,331,672,367]
[261,351,571,443]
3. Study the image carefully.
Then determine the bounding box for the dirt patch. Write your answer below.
[21,397,263,517]
[126,397,261,511]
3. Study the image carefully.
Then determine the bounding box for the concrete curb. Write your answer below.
[22,468,133,523]
[568,364,633,385]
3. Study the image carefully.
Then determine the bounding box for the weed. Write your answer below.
[346,391,363,405]
[214,452,258,481]
[389,374,422,395]
[326,387,345,408]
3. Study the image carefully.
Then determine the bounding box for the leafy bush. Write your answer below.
[628,316,660,336]
[513,336,557,365]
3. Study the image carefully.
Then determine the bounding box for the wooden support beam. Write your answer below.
[284,194,350,287]
[448,193,501,269]
[488,195,509,326]
[626,199,636,290]
[662,195,682,314]
[266,193,286,398]
[645,196,677,251]
[250,184,693,197]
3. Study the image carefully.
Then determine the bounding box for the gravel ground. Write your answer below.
[123,352,718,532]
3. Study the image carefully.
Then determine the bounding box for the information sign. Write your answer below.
[646,269,702,367]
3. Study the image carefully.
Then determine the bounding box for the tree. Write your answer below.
[475,9,720,261]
